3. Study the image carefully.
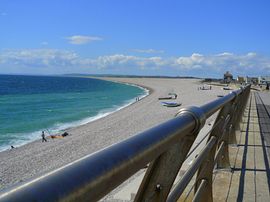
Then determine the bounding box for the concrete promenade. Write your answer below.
[212,91,270,201]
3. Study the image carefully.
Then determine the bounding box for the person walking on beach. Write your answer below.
[41,131,47,142]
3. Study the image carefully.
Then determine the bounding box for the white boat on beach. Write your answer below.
[158,93,178,100]
[223,86,231,90]
[161,102,182,107]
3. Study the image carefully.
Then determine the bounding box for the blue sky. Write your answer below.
[1,0,270,78]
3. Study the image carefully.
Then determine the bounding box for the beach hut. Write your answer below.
[224,71,233,83]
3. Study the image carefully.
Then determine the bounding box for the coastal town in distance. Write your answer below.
[1,0,270,201]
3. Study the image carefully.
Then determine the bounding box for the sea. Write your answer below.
[0,75,147,151]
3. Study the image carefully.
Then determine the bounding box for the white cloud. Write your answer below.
[66,35,103,45]
[246,52,257,57]
[41,41,49,46]
[175,53,204,69]
[95,54,137,68]
[131,49,164,54]
[0,49,270,77]
[173,52,270,76]
[0,49,79,68]
[215,52,233,57]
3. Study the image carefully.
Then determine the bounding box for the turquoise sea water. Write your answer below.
[0,75,147,151]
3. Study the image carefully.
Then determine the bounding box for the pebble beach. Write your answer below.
[0,77,227,191]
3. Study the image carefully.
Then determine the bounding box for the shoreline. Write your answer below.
[0,78,150,152]
[0,77,226,190]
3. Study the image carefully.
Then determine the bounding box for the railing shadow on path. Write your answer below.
[254,93,270,192]
[211,91,270,202]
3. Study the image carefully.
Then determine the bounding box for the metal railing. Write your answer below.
[0,85,251,202]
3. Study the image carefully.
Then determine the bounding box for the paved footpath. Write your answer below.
[256,91,270,160]
[212,91,270,201]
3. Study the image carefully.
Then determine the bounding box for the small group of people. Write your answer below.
[41,131,70,142]
[136,97,140,101]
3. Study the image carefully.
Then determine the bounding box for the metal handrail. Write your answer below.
[193,179,208,202]
[0,85,251,202]
[167,136,217,201]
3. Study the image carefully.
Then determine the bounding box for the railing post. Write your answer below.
[227,92,241,145]
[194,101,232,202]
[216,88,251,168]
[228,85,251,144]
[134,107,206,202]
[237,85,251,124]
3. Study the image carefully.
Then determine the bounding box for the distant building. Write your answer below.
[258,76,270,84]
[224,71,233,83]
[245,76,258,84]
[237,76,245,83]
